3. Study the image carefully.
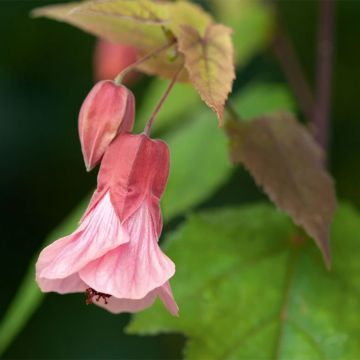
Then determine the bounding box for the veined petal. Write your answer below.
[93,282,178,316]
[79,200,175,299]
[36,192,128,285]
[94,288,158,314]
[37,273,87,294]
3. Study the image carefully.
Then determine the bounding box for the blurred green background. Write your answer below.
[1,0,359,358]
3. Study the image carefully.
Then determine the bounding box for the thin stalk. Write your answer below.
[312,0,335,151]
[114,40,176,84]
[273,30,314,122]
[144,65,183,136]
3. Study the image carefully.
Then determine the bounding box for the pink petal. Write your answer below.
[158,282,179,316]
[79,201,175,299]
[85,133,170,223]
[93,282,178,316]
[36,192,128,290]
[94,289,158,314]
[37,273,87,294]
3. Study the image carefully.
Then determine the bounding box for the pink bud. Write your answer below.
[94,40,138,84]
[78,80,135,171]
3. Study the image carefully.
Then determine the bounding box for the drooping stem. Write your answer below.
[114,40,176,84]
[144,65,183,136]
[312,0,335,151]
[273,30,314,122]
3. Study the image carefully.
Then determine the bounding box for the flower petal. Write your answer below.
[93,282,178,316]
[79,201,175,299]
[37,273,87,294]
[158,282,179,316]
[94,289,158,314]
[36,192,128,283]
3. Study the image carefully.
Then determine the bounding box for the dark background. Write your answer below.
[1,0,359,358]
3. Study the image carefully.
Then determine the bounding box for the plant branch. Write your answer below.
[273,30,314,122]
[312,0,335,151]
[114,40,176,84]
[144,65,183,136]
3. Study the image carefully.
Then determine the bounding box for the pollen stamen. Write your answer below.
[85,288,111,305]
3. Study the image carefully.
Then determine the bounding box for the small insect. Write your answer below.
[85,288,111,305]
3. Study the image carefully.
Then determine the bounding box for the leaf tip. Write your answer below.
[322,239,332,271]
[217,108,224,127]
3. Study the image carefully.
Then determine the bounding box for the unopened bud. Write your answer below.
[78,80,135,171]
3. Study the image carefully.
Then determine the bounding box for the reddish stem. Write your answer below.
[312,0,335,152]
[144,65,183,136]
[114,40,175,84]
[273,30,314,122]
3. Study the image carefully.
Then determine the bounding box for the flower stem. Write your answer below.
[114,40,176,85]
[273,29,314,122]
[144,65,183,136]
[312,0,335,152]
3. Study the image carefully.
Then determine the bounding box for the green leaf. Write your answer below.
[162,107,231,219]
[128,203,360,359]
[32,0,182,79]
[211,0,275,64]
[0,196,89,356]
[177,24,235,125]
[232,82,295,120]
[32,0,167,48]
[166,1,212,37]
[31,0,216,80]
[226,114,336,266]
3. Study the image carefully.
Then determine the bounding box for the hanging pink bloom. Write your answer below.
[94,40,138,83]
[36,133,178,316]
[79,80,135,171]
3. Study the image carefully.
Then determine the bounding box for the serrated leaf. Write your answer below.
[177,23,235,125]
[32,0,218,80]
[128,203,360,359]
[211,0,274,64]
[32,0,167,48]
[226,114,336,267]
[32,0,183,79]
[166,1,212,37]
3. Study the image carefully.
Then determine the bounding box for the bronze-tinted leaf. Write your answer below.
[177,24,235,125]
[166,1,212,37]
[32,0,183,79]
[32,0,167,48]
[226,113,336,267]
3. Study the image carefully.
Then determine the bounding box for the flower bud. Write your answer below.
[94,40,138,84]
[78,80,135,171]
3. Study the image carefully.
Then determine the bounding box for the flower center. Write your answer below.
[85,288,111,305]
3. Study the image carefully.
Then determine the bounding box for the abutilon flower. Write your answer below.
[94,39,138,83]
[36,133,178,316]
[78,80,135,171]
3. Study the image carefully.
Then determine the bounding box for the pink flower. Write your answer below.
[94,40,138,83]
[36,133,178,316]
[79,80,135,171]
